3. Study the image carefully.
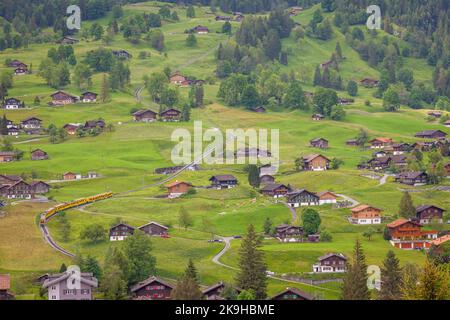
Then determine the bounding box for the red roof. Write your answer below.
[387,218,421,228]
[351,204,381,213]
[165,180,192,188]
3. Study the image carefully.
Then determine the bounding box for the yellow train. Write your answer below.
[40,192,113,224]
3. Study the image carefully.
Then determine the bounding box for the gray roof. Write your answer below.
[130,276,173,293]
[260,183,287,192]
[318,253,347,261]
[209,174,237,182]
[416,204,445,213]
[43,272,98,289]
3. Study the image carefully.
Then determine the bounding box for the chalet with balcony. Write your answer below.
[270,287,312,300]
[3,97,23,109]
[387,219,438,250]
[139,221,168,236]
[0,180,33,199]
[369,137,393,149]
[415,130,447,139]
[260,183,289,198]
[31,149,48,160]
[209,175,237,189]
[50,91,78,106]
[14,67,27,75]
[286,189,319,207]
[275,224,303,242]
[415,205,445,224]
[300,154,330,171]
[310,138,328,149]
[350,204,382,224]
[395,172,428,186]
[21,117,42,129]
[0,151,16,162]
[43,272,98,300]
[131,276,173,300]
[392,143,411,155]
[317,191,338,204]
[109,223,135,241]
[133,109,157,122]
[30,181,50,194]
[190,25,209,34]
[165,180,192,197]
[159,108,181,122]
[63,123,81,135]
[7,127,19,136]
[367,156,391,171]
[8,60,26,68]
[312,253,347,273]
[80,92,97,103]
[0,274,14,300]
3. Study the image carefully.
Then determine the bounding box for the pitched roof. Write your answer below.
[316,191,337,198]
[130,276,174,293]
[165,180,192,188]
[139,221,168,230]
[369,137,393,143]
[110,223,135,230]
[209,174,237,181]
[302,154,330,162]
[202,281,225,295]
[415,130,447,136]
[21,116,42,123]
[396,171,427,179]
[415,205,445,213]
[270,287,313,300]
[50,90,77,99]
[43,272,98,289]
[0,274,10,290]
[310,138,328,143]
[160,108,181,116]
[318,253,347,261]
[351,204,381,213]
[387,218,421,228]
[287,189,318,199]
[260,183,287,192]
[133,109,157,116]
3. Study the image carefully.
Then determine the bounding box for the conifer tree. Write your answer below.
[335,42,343,60]
[341,239,370,300]
[236,224,267,299]
[100,73,110,103]
[398,192,415,218]
[172,260,203,300]
[313,65,322,86]
[415,258,449,300]
[247,164,260,188]
[379,250,402,300]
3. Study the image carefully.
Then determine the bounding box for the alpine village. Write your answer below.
[0,0,449,302]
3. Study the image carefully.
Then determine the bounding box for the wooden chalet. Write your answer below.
[159,108,181,122]
[359,78,379,88]
[209,175,237,189]
[50,91,78,106]
[215,15,232,21]
[251,106,266,113]
[395,171,428,186]
[43,272,97,300]
[109,223,135,241]
[21,117,42,129]
[14,67,27,75]
[288,6,304,16]
[63,123,81,135]
[310,138,329,149]
[190,25,209,34]
[300,154,330,171]
[311,113,324,121]
[392,143,411,155]
[0,151,16,162]
[0,175,21,185]
[0,180,32,199]
[286,189,319,207]
[165,180,192,197]
[8,60,26,68]
[131,276,173,300]
[350,204,382,224]
[387,219,438,250]
[369,137,393,149]
[62,172,78,180]
[346,139,359,146]
[270,287,312,300]
[133,109,157,122]
[415,205,445,224]
[338,97,354,105]
[112,49,132,59]
[139,221,169,236]
[312,253,347,273]
[260,174,275,184]
[411,141,437,152]
[259,183,289,198]
[0,274,14,300]
[31,149,48,160]
[3,97,23,109]
[275,224,303,242]
[7,127,19,136]
[202,282,241,300]
[415,130,447,139]
[317,191,337,204]
[30,181,50,194]
[170,72,188,85]
[80,92,98,103]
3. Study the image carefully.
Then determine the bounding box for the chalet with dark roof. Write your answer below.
[275,224,303,242]
[63,123,81,135]
[50,91,78,106]
[109,223,135,241]
[311,113,324,121]
[215,15,232,21]
[392,143,411,155]
[112,49,132,59]
[84,119,105,130]
[251,106,266,113]
[133,109,157,122]
[80,92,97,103]
[313,253,347,273]
[415,205,445,224]
[30,181,50,194]
[131,276,173,300]
[270,287,312,300]
[159,108,181,122]
[21,117,42,129]
[338,97,354,105]
[360,78,379,88]
[3,97,23,109]
[14,67,27,75]
[260,174,275,185]
[415,130,447,139]
[286,189,319,207]
[139,221,168,236]
[202,282,241,300]
[395,172,428,186]
[190,25,209,34]
[8,60,26,68]
[346,139,359,146]
[260,183,289,198]
[57,36,79,45]
[209,175,237,189]
[31,149,48,160]
[310,138,328,149]
[300,154,330,171]
[0,180,32,199]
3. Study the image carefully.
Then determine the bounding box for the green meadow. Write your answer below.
[0,2,448,299]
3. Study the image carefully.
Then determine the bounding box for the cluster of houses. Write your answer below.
[1,116,43,136]
[49,91,98,106]
[215,11,244,22]
[0,175,50,199]
[63,119,105,135]
[7,59,29,75]
[109,221,168,241]
[133,108,183,122]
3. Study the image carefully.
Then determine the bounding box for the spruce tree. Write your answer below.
[100,73,110,103]
[398,192,415,218]
[335,41,343,60]
[341,239,370,300]
[236,224,267,299]
[172,260,203,300]
[415,258,449,300]
[379,250,402,300]
[247,164,260,188]
[313,65,322,86]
